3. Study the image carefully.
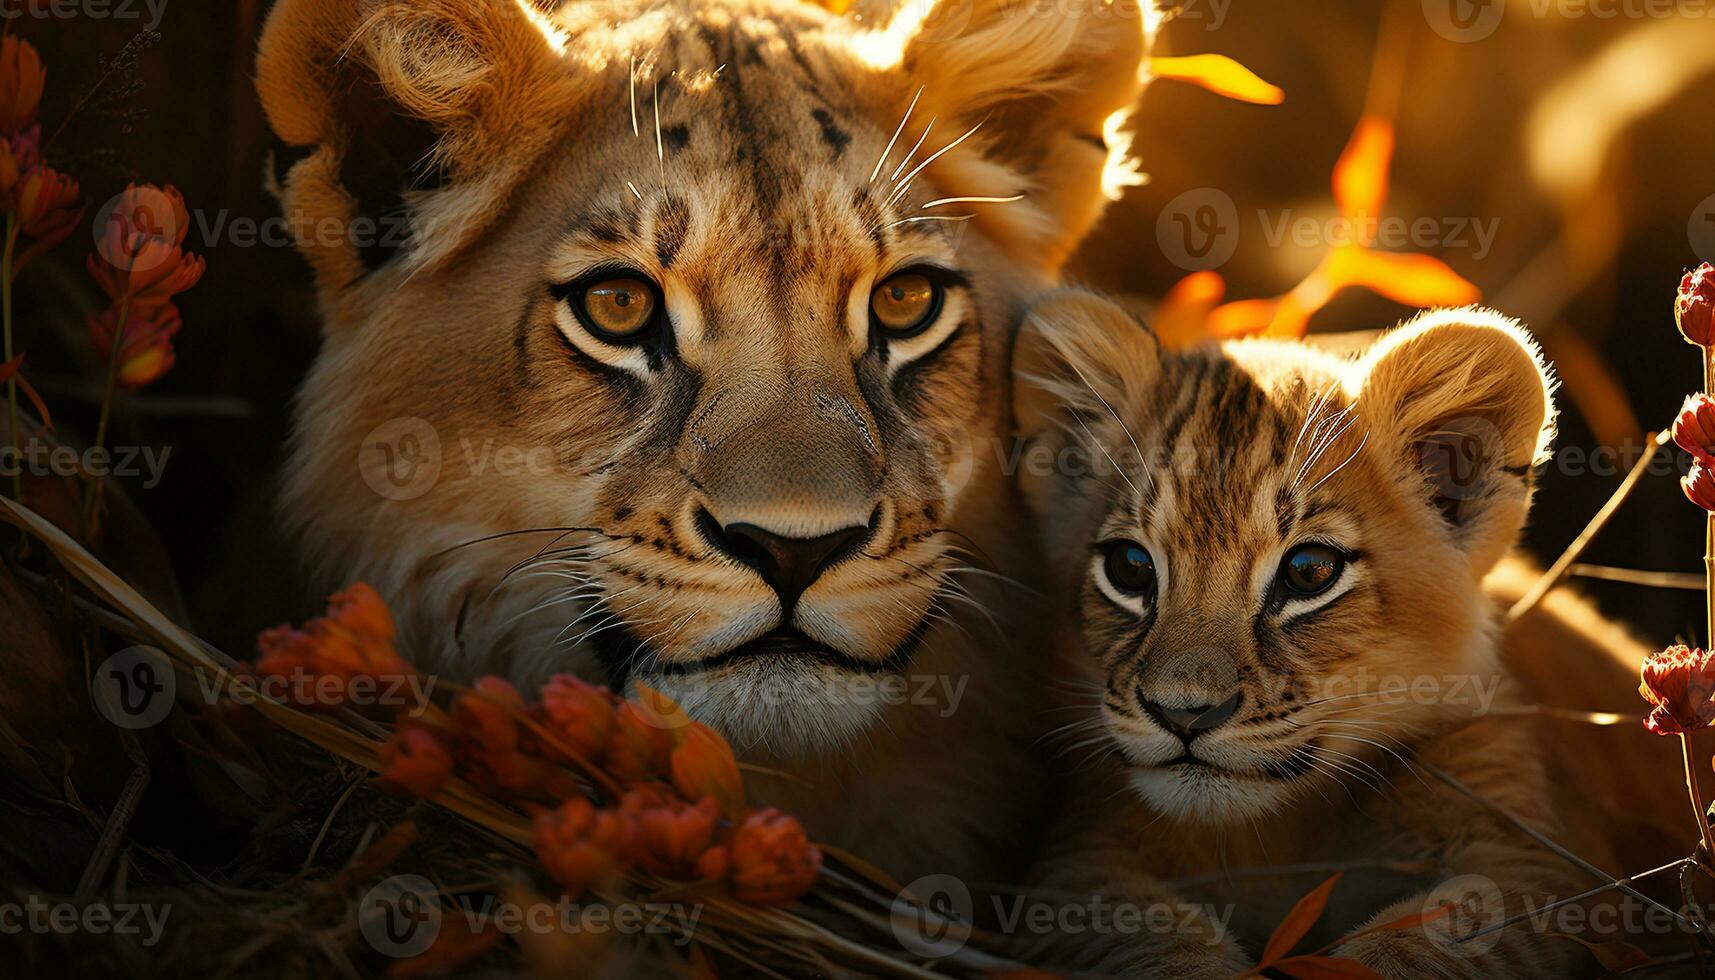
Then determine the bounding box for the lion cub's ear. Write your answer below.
[1354,308,1556,570]
[1012,289,1160,447]
[257,0,578,299]
[855,0,1150,270]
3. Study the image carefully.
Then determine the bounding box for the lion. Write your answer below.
[254,0,1153,881]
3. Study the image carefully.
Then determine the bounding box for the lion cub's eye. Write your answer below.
[575,275,659,342]
[1281,544,1345,596]
[1100,540,1157,598]
[870,271,942,337]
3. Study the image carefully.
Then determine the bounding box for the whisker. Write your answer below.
[870,85,923,184]
[920,193,1024,209]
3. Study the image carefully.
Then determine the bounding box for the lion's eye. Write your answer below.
[577,276,658,341]
[870,271,941,337]
[1100,540,1157,598]
[1281,544,1345,596]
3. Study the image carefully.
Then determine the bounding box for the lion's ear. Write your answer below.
[256,0,577,299]
[1012,290,1160,445]
[1354,308,1556,570]
[855,0,1150,270]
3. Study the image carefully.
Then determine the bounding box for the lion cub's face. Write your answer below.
[1013,293,1554,823]
[257,0,1147,748]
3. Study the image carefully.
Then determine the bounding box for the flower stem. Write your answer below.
[2,212,19,505]
[80,294,130,540]
[1683,733,1715,862]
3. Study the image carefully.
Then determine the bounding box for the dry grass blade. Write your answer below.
[1506,430,1669,624]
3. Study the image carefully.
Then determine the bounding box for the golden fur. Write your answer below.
[254,0,1149,882]
[1011,291,1584,977]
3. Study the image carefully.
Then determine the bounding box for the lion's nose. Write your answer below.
[1139,690,1243,741]
[697,509,876,611]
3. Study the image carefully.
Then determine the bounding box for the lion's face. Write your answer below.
[1012,294,1555,824]
[258,0,1149,749]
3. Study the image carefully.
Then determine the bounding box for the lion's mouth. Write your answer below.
[1148,746,1317,781]
[593,621,933,685]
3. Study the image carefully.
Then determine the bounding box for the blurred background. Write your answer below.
[12,0,1715,651]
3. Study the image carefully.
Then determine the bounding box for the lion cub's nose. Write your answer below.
[698,510,874,611]
[1139,690,1243,741]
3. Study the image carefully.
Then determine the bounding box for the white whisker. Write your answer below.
[870,85,923,184]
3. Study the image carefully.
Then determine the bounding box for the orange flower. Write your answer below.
[1678,263,1715,348]
[87,183,203,312]
[726,808,822,906]
[86,302,181,388]
[631,793,721,879]
[254,583,414,709]
[534,797,638,896]
[670,721,744,819]
[541,673,616,760]
[453,677,526,753]
[1641,644,1715,735]
[604,701,674,785]
[15,165,81,247]
[380,727,454,798]
[0,36,44,133]
[1676,394,1715,465]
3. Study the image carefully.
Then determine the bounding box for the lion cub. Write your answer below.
[1010,292,1578,978]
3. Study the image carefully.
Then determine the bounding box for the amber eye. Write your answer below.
[578,276,659,341]
[1281,543,1345,597]
[870,271,941,337]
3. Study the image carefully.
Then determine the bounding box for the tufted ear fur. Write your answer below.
[1012,289,1160,445]
[256,0,579,301]
[1354,307,1557,572]
[853,0,1151,270]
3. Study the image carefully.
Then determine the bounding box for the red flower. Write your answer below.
[1680,263,1715,348]
[0,36,44,133]
[86,302,181,388]
[88,183,203,312]
[541,673,616,760]
[1686,460,1715,514]
[533,797,638,896]
[379,727,454,798]
[630,793,721,879]
[1676,394,1715,465]
[0,129,33,199]
[1640,644,1715,735]
[725,808,822,906]
[15,165,81,247]
[670,721,745,819]
[604,701,674,785]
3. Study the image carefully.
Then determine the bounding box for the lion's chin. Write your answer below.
[639,656,890,754]
[1127,762,1296,825]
